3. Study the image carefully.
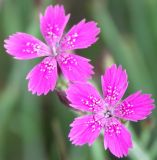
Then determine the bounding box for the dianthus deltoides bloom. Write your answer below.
[4,5,100,95]
[66,64,155,158]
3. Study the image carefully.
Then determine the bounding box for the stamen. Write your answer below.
[104,110,112,118]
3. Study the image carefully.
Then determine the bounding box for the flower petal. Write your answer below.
[4,32,50,60]
[66,83,104,112]
[60,19,100,50]
[104,118,132,158]
[57,53,94,81]
[40,5,70,46]
[69,115,103,146]
[26,57,58,95]
[101,64,128,106]
[114,91,155,122]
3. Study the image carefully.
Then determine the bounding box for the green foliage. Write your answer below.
[0,0,157,159]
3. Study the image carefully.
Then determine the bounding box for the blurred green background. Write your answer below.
[0,0,157,159]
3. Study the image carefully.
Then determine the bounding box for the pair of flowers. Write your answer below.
[4,5,155,158]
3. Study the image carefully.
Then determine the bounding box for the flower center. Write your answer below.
[50,42,61,57]
[52,46,57,56]
[104,110,112,118]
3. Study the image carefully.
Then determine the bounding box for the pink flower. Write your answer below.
[4,5,100,95]
[66,64,155,158]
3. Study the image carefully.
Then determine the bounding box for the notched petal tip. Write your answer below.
[66,82,104,112]
[4,32,50,60]
[104,118,132,158]
[115,91,155,121]
[60,19,100,50]
[39,13,43,20]
[101,63,128,106]
[26,57,58,96]
[68,115,102,146]
[57,53,94,82]
[40,4,70,46]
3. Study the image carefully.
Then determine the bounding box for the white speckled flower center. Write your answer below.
[104,110,112,118]
[47,31,79,57]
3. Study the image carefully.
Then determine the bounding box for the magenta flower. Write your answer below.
[66,64,155,158]
[4,5,100,95]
